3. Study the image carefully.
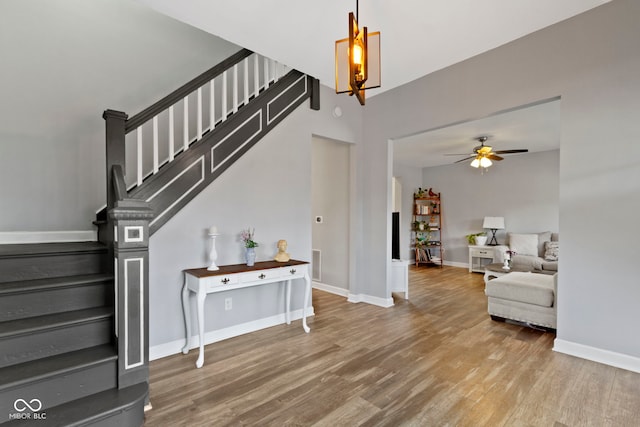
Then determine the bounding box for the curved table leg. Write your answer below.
[181,275,191,354]
[302,271,311,333]
[195,290,206,368]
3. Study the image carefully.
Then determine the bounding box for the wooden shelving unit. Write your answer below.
[413,189,443,267]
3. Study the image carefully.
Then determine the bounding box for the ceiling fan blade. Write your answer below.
[493,149,529,154]
[444,153,474,156]
[487,154,503,161]
[454,156,474,164]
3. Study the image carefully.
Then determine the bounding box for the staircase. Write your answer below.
[0,48,318,426]
[0,242,146,425]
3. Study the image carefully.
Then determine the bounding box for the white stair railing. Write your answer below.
[123,51,290,190]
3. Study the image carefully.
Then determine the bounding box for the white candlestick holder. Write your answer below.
[207,233,220,271]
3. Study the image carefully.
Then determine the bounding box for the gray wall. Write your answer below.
[0,0,366,357]
[363,0,640,360]
[6,0,639,367]
[393,150,559,264]
[420,149,560,265]
[149,107,312,348]
[0,0,239,231]
[148,84,363,352]
[393,150,560,263]
[312,136,351,290]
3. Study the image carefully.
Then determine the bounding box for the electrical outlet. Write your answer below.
[224,297,232,311]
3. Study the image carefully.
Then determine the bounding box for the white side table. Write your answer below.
[468,245,495,272]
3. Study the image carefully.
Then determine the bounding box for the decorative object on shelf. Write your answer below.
[245,247,256,267]
[483,216,505,246]
[503,249,517,270]
[274,239,291,262]
[240,227,259,266]
[335,0,381,105]
[475,234,488,246]
[465,232,487,246]
[207,226,220,271]
[415,233,429,248]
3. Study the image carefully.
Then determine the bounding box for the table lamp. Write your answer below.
[483,216,505,246]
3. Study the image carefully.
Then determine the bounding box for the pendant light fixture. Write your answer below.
[335,0,381,105]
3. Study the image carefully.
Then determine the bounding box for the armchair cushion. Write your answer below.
[510,254,543,271]
[508,233,538,256]
[485,272,555,308]
[544,241,559,261]
[536,231,552,256]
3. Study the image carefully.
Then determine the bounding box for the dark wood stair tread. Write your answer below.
[0,306,113,338]
[4,382,147,427]
[0,344,116,391]
[0,242,106,258]
[0,273,113,296]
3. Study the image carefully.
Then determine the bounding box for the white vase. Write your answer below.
[245,247,256,266]
[474,235,488,246]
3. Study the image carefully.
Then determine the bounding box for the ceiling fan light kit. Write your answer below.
[448,136,529,171]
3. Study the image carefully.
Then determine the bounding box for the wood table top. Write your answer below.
[184,259,308,278]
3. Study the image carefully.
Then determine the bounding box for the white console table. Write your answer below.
[181,259,311,368]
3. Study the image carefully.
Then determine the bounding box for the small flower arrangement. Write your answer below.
[506,250,517,260]
[241,227,259,248]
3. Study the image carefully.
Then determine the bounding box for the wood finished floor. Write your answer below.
[145,265,640,426]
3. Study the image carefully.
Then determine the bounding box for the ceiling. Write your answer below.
[136,0,606,168]
[393,99,562,168]
[136,0,610,97]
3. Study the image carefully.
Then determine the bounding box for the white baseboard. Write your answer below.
[312,281,349,297]
[347,293,394,308]
[149,306,315,361]
[553,338,640,374]
[443,260,468,269]
[0,230,97,244]
[312,281,392,308]
[410,260,467,269]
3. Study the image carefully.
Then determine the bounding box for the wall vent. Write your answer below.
[312,249,321,281]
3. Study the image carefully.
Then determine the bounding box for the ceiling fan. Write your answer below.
[447,136,529,168]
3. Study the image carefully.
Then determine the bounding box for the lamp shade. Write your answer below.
[483,216,505,230]
[479,157,492,168]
